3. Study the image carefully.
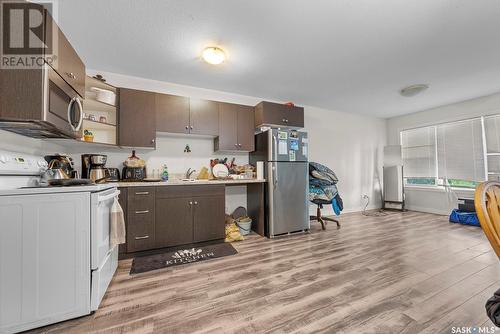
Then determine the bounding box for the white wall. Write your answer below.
[387,91,500,144]
[0,69,387,215]
[0,129,65,155]
[386,91,500,215]
[305,106,386,214]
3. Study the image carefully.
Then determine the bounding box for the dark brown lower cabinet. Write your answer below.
[193,196,225,242]
[122,185,225,255]
[155,197,193,248]
[126,187,156,252]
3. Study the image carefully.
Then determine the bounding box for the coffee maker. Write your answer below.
[81,154,109,182]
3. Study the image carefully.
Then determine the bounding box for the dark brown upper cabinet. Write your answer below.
[44,8,85,98]
[155,96,219,136]
[119,88,157,148]
[215,103,255,152]
[189,99,219,136]
[156,94,190,134]
[255,101,304,128]
[237,104,256,151]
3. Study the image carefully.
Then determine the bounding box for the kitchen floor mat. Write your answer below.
[130,242,237,274]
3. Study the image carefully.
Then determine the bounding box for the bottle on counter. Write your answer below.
[161,164,169,181]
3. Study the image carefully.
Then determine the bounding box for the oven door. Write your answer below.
[45,67,83,138]
[91,188,120,270]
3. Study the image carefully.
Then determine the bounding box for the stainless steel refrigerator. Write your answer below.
[250,128,309,237]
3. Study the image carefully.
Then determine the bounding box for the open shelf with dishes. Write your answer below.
[81,75,118,145]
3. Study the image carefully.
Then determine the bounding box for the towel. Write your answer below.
[110,197,126,247]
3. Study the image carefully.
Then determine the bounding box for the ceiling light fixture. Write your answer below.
[202,46,226,65]
[400,84,429,97]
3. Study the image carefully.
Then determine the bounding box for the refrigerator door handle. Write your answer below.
[272,162,278,188]
[272,134,278,161]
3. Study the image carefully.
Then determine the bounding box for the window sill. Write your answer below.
[404,185,475,193]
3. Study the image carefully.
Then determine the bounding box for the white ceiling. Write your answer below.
[58,0,500,118]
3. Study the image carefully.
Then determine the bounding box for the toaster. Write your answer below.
[122,167,146,181]
[107,168,120,181]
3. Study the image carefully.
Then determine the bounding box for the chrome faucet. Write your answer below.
[185,168,196,179]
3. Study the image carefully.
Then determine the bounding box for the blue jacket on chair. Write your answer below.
[309,162,343,215]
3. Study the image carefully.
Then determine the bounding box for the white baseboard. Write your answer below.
[310,204,381,216]
[404,205,449,216]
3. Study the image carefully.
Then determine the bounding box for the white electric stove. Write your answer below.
[0,150,119,333]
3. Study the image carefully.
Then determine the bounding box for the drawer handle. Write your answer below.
[135,235,149,240]
[135,191,149,195]
[135,210,149,214]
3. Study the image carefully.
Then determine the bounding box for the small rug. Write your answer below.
[130,243,238,274]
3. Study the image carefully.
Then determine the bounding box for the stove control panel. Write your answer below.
[0,151,47,175]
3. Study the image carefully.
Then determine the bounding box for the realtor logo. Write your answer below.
[1,0,57,69]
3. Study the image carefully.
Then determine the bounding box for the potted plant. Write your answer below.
[83,129,94,142]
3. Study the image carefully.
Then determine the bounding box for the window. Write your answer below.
[484,115,500,180]
[401,126,437,185]
[436,118,485,186]
[401,117,489,188]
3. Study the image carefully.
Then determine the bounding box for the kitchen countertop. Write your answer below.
[0,179,266,196]
[113,179,266,187]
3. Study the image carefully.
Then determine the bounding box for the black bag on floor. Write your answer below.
[486,288,500,326]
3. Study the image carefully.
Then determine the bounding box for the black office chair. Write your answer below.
[310,200,340,230]
[309,162,342,230]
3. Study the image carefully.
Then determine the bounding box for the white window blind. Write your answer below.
[401,126,436,178]
[484,115,500,177]
[484,115,500,153]
[436,118,485,182]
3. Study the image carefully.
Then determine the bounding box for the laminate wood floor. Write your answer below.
[32,211,500,334]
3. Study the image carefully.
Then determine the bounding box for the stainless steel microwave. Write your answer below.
[0,65,83,139]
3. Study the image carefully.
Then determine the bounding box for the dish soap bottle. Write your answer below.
[161,164,169,181]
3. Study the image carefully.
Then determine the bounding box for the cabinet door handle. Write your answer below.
[151,138,155,144]
[194,201,198,205]
[189,201,193,205]
[135,235,149,240]
[135,191,149,195]
[66,72,76,79]
[190,126,193,130]
[282,118,286,122]
[135,210,149,214]
[234,143,238,147]
[185,126,189,129]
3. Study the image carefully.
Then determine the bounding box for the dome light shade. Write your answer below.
[400,84,429,97]
[202,47,226,65]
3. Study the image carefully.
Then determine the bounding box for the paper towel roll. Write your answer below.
[256,161,264,180]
